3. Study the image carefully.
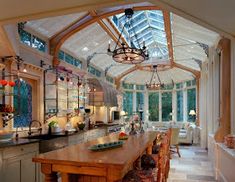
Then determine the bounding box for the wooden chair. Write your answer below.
[170,127,181,158]
[151,129,171,182]
[122,154,157,182]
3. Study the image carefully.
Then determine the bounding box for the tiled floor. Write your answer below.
[168,145,217,182]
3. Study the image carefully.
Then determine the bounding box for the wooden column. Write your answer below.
[214,38,231,142]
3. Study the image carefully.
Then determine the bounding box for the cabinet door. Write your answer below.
[2,156,21,182]
[21,152,37,182]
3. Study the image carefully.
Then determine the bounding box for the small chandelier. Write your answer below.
[107,8,149,64]
[146,65,164,90]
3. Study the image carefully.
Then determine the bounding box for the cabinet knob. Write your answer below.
[21,148,24,151]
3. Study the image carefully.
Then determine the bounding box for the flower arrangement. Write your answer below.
[133,114,139,122]
[77,121,85,130]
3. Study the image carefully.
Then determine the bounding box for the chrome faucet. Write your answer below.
[28,120,42,136]
[15,126,23,140]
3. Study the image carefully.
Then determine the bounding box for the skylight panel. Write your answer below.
[110,10,169,60]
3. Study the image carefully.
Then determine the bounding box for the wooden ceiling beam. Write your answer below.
[89,10,122,47]
[115,64,152,83]
[115,65,138,89]
[49,6,161,66]
[163,10,174,66]
[173,62,200,78]
[114,61,200,89]
[105,17,128,46]
[162,10,202,78]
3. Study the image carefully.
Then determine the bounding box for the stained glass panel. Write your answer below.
[14,80,32,127]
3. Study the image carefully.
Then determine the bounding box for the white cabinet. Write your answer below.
[2,156,21,182]
[21,152,38,182]
[0,143,39,182]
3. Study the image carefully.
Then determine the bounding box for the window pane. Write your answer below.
[58,50,64,60]
[106,76,114,83]
[186,80,192,87]
[32,36,46,52]
[148,92,159,121]
[74,59,82,69]
[136,92,144,111]
[162,84,174,90]
[176,83,183,89]
[136,85,145,90]
[122,83,134,89]
[192,79,196,86]
[123,91,133,116]
[162,92,172,121]
[177,90,183,122]
[65,53,74,64]
[187,88,196,122]
[95,70,101,77]
[19,29,31,46]
[88,66,94,75]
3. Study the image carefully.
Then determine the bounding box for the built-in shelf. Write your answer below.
[0,69,21,127]
[43,67,80,122]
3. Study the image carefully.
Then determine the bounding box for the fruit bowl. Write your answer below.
[118,132,128,140]
[119,135,128,140]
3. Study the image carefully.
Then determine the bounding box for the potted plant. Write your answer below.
[48,120,59,134]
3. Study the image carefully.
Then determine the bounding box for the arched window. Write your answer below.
[13,79,32,127]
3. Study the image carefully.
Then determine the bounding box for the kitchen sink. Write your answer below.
[25,133,66,140]
[21,133,69,153]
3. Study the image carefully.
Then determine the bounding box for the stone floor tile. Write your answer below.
[167,146,216,182]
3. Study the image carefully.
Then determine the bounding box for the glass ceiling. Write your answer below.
[110,10,169,60]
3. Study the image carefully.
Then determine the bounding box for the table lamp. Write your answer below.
[189,109,196,122]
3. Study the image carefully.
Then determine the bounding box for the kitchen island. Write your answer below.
[33,131,158,182]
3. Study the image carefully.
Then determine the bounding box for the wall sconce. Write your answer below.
[23,64,27,72]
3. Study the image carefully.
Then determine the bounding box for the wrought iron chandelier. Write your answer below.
[107,8,149,64]
[146,65,164,90]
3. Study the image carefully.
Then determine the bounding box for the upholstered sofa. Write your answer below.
[178,125,194,144]
[146,121,198,144]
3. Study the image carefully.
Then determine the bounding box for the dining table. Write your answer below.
[33,131,158,182]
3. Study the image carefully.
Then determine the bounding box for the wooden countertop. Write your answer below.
[33,131,157,167]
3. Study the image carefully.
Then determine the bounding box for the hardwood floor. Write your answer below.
[168,145,217,182]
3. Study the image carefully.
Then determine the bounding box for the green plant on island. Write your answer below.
[48,120,58,127]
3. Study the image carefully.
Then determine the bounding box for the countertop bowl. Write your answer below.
[0,130,14,141]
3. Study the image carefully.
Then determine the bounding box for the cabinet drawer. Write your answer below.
[3,143,39,159]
